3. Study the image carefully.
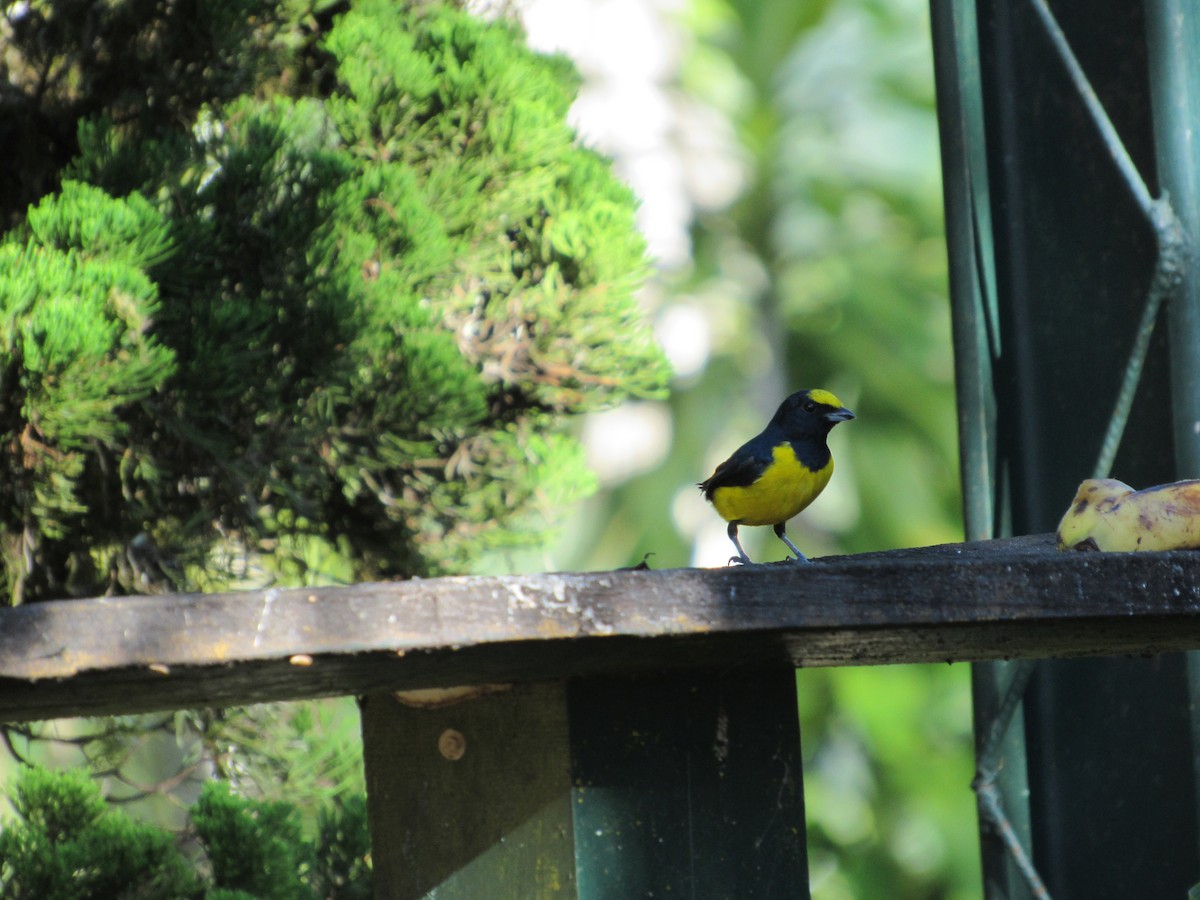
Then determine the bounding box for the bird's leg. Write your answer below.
[774,522,810,563]
[727,522,752,565]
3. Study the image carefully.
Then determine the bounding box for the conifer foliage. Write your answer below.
[0,765,371,898]
[0,0,668,602]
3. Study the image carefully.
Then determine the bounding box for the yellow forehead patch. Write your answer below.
[808,389,843,408]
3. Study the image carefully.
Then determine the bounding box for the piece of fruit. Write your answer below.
[1056,477,1200,552]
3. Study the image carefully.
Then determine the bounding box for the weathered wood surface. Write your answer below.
[3,533,1200,721]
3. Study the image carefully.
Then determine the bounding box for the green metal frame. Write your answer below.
[933,0,1200,895]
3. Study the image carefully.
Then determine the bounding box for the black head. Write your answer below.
[768,388,855,437]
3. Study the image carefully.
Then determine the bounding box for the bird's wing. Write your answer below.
[699,438,775,498]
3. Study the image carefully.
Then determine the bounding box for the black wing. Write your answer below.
[699,435,776,499]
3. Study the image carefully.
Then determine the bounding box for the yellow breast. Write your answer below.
[711,444,833,526]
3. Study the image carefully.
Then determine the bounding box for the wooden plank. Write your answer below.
[5,534,1200,721]
[361,670,807,900]
[568,670,808,898]
[361,684,576,898]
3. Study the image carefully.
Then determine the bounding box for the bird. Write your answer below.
[699,388,854,565]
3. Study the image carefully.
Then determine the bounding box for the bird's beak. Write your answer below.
[826,406,855,423]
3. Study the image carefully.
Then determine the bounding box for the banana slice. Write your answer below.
[1057,478,1200,552]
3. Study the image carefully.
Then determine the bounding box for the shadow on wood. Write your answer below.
[362,685,576,898]
[362,670,807,899]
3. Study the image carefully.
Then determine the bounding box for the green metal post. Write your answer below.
[932,0,1200,895]
[929,0,1002,543]
[1145,0,1200,874]
[1146,0,1200,477]
[929,3,1032,896]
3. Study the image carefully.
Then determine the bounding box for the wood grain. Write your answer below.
[3,534,1200,721]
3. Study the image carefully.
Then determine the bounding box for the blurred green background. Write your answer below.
[515,0,977,896]
[0,0,978,895]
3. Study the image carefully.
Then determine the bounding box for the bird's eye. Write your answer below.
[803,401,816,413]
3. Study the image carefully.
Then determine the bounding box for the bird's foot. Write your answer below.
[775,528,810,563]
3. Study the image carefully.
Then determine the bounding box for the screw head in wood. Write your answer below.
[438,728,467,761]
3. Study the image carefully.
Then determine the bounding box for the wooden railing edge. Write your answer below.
[2,533,1199,721]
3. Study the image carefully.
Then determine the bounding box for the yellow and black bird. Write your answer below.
[700,388,854,564]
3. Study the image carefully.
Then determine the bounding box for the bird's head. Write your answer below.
[770,389,855,435]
